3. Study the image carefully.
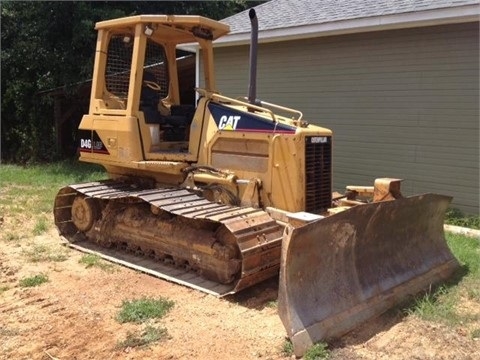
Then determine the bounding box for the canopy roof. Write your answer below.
[95,14,230,43]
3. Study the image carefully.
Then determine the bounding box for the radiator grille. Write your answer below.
[305,136,332,213]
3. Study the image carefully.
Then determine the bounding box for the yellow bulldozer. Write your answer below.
[54,9,459,357]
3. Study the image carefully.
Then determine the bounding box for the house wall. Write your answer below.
[205,22,479,214]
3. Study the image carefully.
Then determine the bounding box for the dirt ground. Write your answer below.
[1,229,479,360]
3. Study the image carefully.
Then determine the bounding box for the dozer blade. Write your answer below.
[278,193,459,357]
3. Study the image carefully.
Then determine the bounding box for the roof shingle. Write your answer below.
[222,0,479,34]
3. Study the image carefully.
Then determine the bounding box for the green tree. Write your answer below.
[1,1,259,162]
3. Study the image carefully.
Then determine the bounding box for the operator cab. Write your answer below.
[88,15,229,158]
[105,34,195,144]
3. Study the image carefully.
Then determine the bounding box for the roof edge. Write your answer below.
[215,4,479,47]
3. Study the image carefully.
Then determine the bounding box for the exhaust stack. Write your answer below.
[248,8,258,105]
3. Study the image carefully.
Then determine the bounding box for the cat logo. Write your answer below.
[218,115,241,130]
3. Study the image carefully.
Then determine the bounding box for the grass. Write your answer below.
[304,342,330,360]
[282,339,294,357]
[0,160,106,186]
[0,286,9,294]
[282,339,330,359]
[116,325,169,349]
[19,274,49,288]
[2,232,21,242]
[79,254,114,271]
[447,232,480,303]
[447,233,480,275]
[407,286,460,325]
[115,297,174,350]
[266,300,278,309]
[22,243,68,263]
[406,232,480,338]
[116,297,175,324]
[33,216,49,236]
[1,162,104,213]
[0,160,106,241]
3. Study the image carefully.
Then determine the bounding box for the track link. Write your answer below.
[54,180,283,296]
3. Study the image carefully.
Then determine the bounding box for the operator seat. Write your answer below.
[140,70,162,124]
[140,70,195,141]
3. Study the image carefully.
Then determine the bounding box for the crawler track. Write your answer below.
[54,180,283,296]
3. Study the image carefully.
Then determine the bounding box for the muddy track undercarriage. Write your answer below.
[54,181,284,296]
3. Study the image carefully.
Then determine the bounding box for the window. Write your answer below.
[105,34,134,100]
[143,39,168,99]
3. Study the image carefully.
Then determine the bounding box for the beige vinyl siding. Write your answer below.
[207,22,479,214]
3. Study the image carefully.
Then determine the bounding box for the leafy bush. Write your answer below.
[445,208,480,230]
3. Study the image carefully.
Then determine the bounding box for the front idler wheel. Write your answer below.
[71,196,98,232]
